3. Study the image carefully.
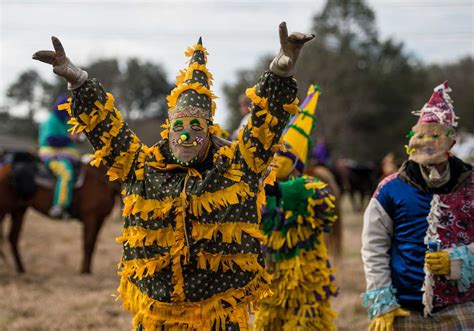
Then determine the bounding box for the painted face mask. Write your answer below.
[407,122,455,166]
[169,116,210,165]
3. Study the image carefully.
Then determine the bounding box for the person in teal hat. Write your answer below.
[39,95,80,218]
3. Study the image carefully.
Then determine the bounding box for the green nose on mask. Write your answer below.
[180,131,191,142]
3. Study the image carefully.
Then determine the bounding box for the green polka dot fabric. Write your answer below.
[70,70,298,330]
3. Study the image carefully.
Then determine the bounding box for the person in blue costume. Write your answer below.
[361,82,474,331]
[39,96,80,218]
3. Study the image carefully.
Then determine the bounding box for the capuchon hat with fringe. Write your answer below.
[406,81,459,164]
[166,37,217,122]
[275,84,320,176]
[412,81,458,127]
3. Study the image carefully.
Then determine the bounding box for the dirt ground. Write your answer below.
[0,197,369,330]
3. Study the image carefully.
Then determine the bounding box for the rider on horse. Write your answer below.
[38,96,80,219]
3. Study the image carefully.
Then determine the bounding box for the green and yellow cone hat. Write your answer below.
[275,84,320,179]
[166,37,217,122]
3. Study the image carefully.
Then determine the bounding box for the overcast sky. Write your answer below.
[1,0,473,124]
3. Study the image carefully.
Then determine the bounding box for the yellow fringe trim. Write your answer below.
[117,270,272,330]
[209,123,230,139]
[184,43,209,61]
[255,108,278,127]
[189,181,255,217]
[119,254,171,280]
[57,98,72,115]
[283,97,300,115]
[116,226,175,248]
[134,145,151,180]
[176,62,214,86]
[166,82,217,116]
[213,142,238,164]
[245,86,268,110]
[66,93,116,134]
[254,240,337,330]
[266,222,314,250]
[237,129,268,174]
[223,163,243,182]
[197,251,262,273]
[160,120,170,140]
[106,134,141,181]
[191,221,266,244]
[251,121,275,151]
[122,194,176,220]
[171,193,188,302]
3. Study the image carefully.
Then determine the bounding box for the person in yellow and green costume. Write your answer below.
[39,95,80,219]
[33,22,314,330]
[254,85,338,330]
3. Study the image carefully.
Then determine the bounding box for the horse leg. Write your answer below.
[80,215,105,274]
[9,208,27,273]
[0,212,8,267]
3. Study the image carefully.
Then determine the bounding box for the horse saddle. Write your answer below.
[2,150,86,193]
[35,159,86,190]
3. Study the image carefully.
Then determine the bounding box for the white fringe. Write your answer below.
[422,194,448,317]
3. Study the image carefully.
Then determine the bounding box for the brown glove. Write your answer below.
[32,36,88,90]
[270,22,315,77]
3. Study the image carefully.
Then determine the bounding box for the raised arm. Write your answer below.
[237,23,314,174]
[33,37,146,182]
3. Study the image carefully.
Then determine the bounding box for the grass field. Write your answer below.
[0,197,369,330]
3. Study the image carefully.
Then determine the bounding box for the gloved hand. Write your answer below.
[270,22,315,77]
[32,36,88,90]
[368,308,410,331]
[425,251,451,275]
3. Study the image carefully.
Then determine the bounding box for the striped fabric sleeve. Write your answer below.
[68,78,144,182]
[236,71,298,174]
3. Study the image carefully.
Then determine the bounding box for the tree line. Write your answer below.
[223,0,474,162]
[1,0,473,162]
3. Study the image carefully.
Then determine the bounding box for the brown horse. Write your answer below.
[0,151,120,274]
[304,164,343,258]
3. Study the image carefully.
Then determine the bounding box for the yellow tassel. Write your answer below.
[245,86,268,110]
[160,120,170,140]
[191,221,266,244]
[250,122,275,151]
[116,226,175,247]
[119,254,171,279]
[122,194,176,220]
[196,251,262,273]
[176,62,214,86]
[184,43,209,60]
[189,182,255,217]
[167,82,217,116]
[283,97,300,114]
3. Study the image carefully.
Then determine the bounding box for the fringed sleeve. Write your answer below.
[65,79,144,182]
[237,71,298,175]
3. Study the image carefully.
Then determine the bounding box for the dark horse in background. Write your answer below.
[333,158,381,212]
[0,150,120,274]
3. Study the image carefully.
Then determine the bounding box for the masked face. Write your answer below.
[169,116,210,165]
[273,154,300,180]
[408,122,455,166]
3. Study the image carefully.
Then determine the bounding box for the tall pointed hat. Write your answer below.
[276,84,320,176]
[412,81,458,127]
[166,37,217,122]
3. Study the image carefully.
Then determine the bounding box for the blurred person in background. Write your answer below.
[255,85,337,330]
[38,96,80,219]
[313,136,330,166]
[361,82,473,330]
[33,22,314,330]
[380,152,398,179]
